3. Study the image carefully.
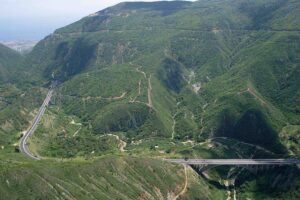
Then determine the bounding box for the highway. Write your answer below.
[19,87,54,160]
[165,159,300,166]
[17,83,300,168]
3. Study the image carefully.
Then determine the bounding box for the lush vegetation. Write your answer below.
[0,43,24,83]
[26,0,300,154]
[0,155,226,199]
[0,43,44,153]
[0,0,299,199]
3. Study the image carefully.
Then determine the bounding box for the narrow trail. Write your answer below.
[129,62,147,79]
[147,74,154,109]
[136,67,147,79]
[110,134,127,152]
[71,92,127,101]
[238,87,266,105]
[129,62,155,110]
[101,92,127,100]
[192,82,201,94]
[130,80,142,103]
[100,134,127,152]
[72,127,82,137]
[171,113,177,140]
[111,92,127,100]
[226,191,231,200]
[233,188,237,200]
[224,176,237,200]
[138,80,141,96]
[225,180,231,200]
[171,109,182,140]
[119,139,127,152]
[174,165,188,200]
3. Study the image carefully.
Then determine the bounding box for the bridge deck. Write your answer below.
[165,159,300,165]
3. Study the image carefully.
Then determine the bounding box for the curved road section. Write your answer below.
[19,87,54,160]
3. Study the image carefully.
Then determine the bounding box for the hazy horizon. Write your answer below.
[1,0,192,41]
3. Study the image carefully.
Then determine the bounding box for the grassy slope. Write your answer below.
[0,155,224,200]
[0,43,24,83]
[25,0,300,155]
[0,44,45,152]
[0,0,299,199]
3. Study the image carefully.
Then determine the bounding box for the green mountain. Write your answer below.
[0,44,44,152]
[1,0,300,199]
[0,43,24,83]
[27,0,300,154]
[0,155,224,199]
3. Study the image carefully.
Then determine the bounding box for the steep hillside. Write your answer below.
[0,155,224,199]
[0,0,299,199]
[26,0,300,156]
[0,43,24,83]
[0,45,44,153]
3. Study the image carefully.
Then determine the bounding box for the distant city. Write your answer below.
[0,40,38,54]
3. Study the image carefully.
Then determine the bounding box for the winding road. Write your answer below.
[19,87,54,160]
[18,84,300,170]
